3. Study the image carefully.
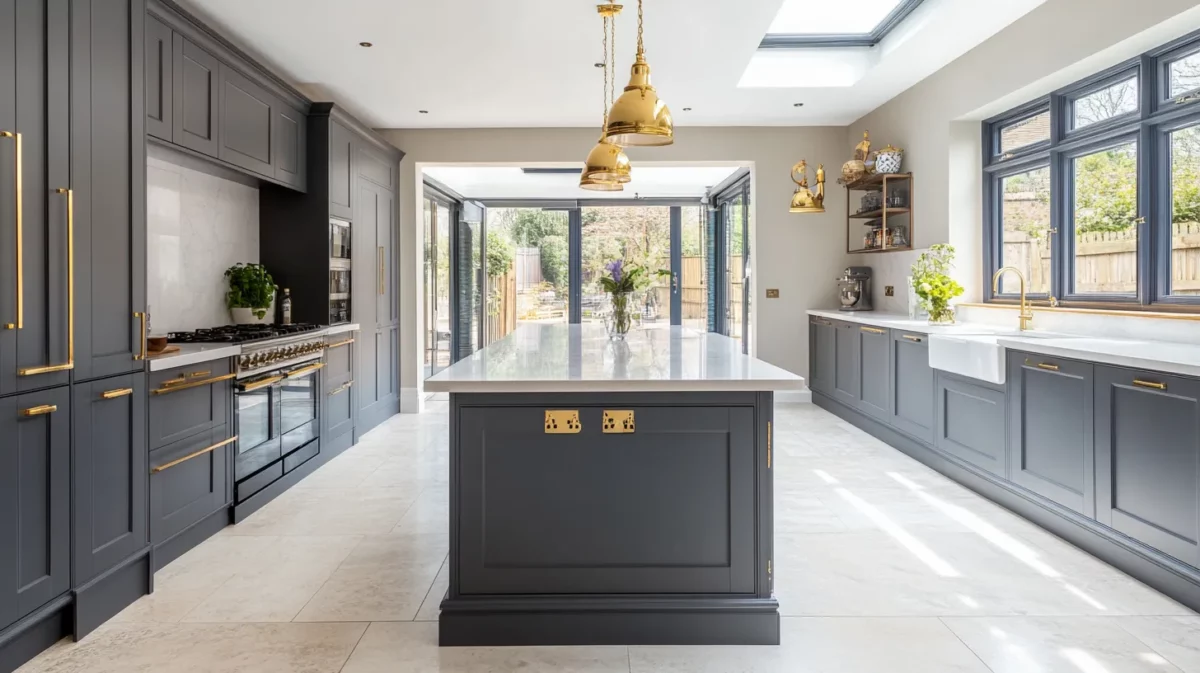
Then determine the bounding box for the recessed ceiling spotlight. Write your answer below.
[794,102,804,107]
[682,107,692,111]
[359,41,373,47]
[418,110,429,114]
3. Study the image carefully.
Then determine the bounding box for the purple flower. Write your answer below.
[605,259,624,283]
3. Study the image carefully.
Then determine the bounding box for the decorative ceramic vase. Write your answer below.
[875,145,904,174]
[927,303,956,325]
[604,292,635,340]
[230,301,273,325]
[840,160,866,184]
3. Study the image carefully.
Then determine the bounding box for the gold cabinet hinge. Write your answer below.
[767,421,772,469]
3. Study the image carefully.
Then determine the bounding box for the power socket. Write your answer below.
[885,285,895,297]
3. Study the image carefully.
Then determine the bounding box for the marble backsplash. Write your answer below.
[147,155,259,334]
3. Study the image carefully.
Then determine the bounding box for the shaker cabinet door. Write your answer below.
[328,121,353,219]
[857,325,890,420]
[934,372,1007,479]
[217,63,274,177]
[889,331,934,443]
[1007,353,1094,516]
[172,34,219,157]
[272,103,306,190]
[832,321,860,407]
[809,318,835,395]
[1095,365,1200,568]
[0,387,71,631]
[144,14,172,141]
[73,373,148,583]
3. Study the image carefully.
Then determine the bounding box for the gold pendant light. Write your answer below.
[604,0,673,147]
[581,2,631,191]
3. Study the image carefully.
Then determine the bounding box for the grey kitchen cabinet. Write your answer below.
[1008,352,1095,517]
[456,403,757,595]
[355,175,399,432]
[72,373,147,584]
[376,180,397,327]
[1095,365,1200,568]
[171,33,219,157]
[217,62,274,177]
[272,103,306,190]
[144,13,172,141]
[323,332,356,444]
[857,325,890,421]
[0,0,73,396]
[72,0,147,382]
[353,179,379,332]
[0,386,71,631]
[150,425,231,546]
[832,320,860,407]
[809,317,835,395]
[148,359,232,450]
[889,330,934,443]
[328,121,354,219]
[934,371,1007,478]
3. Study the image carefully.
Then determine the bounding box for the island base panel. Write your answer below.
[443,391,777,646]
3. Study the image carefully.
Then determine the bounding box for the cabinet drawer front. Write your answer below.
[150,427,230,545]
[457,405,756,595]
[324,334,355,384]
[1008,354,1094,516]
[324,378,354,440]
[935,373,1007,478]
[149,360,232,449]
[1096,366,1200,566]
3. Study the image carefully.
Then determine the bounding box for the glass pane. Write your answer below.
[1072,141,1138,295]
[1170,123,1200,295]
[999,110,1050,155]
[999,166,1051,295]
[457,209,483,357]
[280,374,315,434]
[680,206,707,332]
[423,198,434,378]
[1072,77,1138,129]
[726,195,745,343]
[436,204,452,369]
[581,206,672,330]
[484,208,570,337]
[1169,51,1200,98]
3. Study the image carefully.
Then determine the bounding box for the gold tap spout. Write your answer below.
[992,266,1033,331]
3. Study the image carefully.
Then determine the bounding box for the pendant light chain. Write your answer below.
[601,11,609,128]
[636,0,644,56]
[609,9,616,109]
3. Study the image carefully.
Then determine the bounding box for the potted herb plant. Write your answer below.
[599,260,670,340]
[224,263,277,324]
[911,244,964,325]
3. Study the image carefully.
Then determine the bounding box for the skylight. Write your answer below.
[760,0,924,48]
[767,0,902,35]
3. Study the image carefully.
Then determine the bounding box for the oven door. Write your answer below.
[235,373,283,481]
[280,362,323,466]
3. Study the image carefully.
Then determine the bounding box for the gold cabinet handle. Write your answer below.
[237,375,284,392]
[1,131,21,330]
[326,337,355,349]
[378,246,385,295]
[152,436,237,473]
[328,380,353,396]
[286,362,325,379]
[860,326,885,334]
[188,370,211,378]
[902,334,923,342]
[1133,379,1167,391]
[20,404,57,417]
[134,312,147,360]
[19,188,74,376]
[152,372,236,395]
[1025,359,1060,371]
[101,387,134,400]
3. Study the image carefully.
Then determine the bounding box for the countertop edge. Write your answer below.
[996,338,1200,378]
[424,379,806,394]
[145,346,241,372]
[806,309,937,333]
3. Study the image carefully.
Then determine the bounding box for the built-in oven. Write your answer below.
[234,360,324,502]
[330,218,351,324]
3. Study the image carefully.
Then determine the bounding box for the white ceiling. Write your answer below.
[184,0,1047,128]
[424,166,742,200]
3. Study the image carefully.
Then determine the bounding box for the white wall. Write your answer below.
[847,0,1200,308]
[147,155,260,334]
[377,126,851,403]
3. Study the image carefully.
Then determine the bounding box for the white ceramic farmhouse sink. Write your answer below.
[928,331,1064,385]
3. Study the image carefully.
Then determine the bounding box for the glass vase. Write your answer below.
[605,292,636,340]
[927,303,956,325]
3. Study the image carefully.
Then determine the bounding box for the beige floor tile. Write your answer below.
[17,622,368,673]
[1118,617,1200,672]
[340,622,630,673]
[415,556,450,622]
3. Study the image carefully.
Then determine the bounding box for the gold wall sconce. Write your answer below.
[790,160,825,214]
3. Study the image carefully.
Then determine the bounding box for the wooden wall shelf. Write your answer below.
[844,173,913,254]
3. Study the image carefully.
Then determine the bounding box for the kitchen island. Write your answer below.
[424,324,804,646]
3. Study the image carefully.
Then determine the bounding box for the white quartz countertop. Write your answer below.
[808,309,1200,378]
[424,324,805,393]
[145,323,361,372]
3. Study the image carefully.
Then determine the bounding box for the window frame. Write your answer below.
[983,28,1200,310]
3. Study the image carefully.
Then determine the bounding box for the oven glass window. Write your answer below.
[280,372,317,435]
[330,220,352,260]
[237,383,273,451]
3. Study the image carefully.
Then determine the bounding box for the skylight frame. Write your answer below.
[758,0,926,49]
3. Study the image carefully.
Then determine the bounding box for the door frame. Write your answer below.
[709,172,752,353]
[424,183,460,377]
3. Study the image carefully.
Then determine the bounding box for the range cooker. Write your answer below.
[173,324,328,504]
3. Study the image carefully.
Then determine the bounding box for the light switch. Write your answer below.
[765,289,780,298]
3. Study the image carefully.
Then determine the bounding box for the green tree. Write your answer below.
[539,234,568,289]
[486,229,513,278]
